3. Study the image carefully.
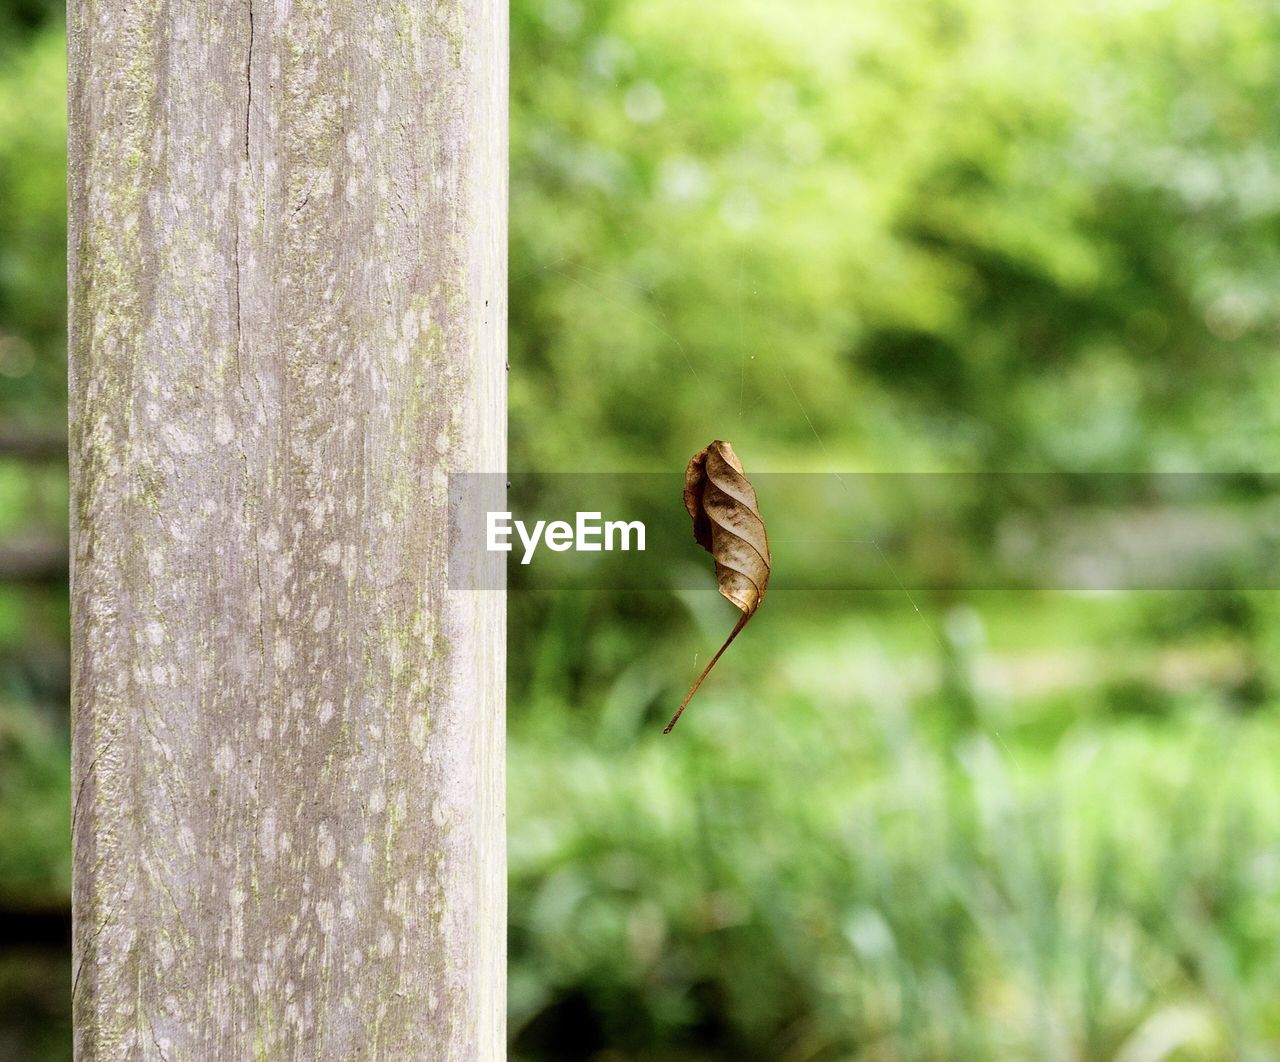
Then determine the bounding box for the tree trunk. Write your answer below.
[68,1,506,1057]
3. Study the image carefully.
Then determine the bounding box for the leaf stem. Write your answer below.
[664,612,751,733]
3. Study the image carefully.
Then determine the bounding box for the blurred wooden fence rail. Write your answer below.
[0,534,66,582]
[68,2,506,1058]
[0,420,65,461]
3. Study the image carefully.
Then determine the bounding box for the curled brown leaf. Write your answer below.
[665,440,771,733]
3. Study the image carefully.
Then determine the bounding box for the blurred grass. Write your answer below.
[510,597,1280,1059]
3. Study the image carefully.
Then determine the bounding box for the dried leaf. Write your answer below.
[665,440,771,733]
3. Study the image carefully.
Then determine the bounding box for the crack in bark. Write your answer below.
[71,898,119,1004]
[71,749,103,839]
[245,0,254,158]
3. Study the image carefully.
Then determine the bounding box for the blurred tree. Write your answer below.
[511,0,1280,474]
[0,25,66,419]
[0,0,59,40]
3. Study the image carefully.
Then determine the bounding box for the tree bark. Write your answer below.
[68,1,506,1057]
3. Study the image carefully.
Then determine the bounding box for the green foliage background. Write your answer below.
[506,3,1280,1056]
[3,0,1280,1058]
